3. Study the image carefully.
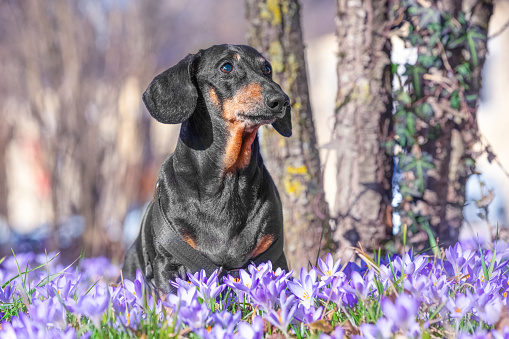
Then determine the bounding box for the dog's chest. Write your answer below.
[172,188,281,267]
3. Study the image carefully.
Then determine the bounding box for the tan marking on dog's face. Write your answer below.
[250,234,274,258]
[233,54,240,61]
[221,82,264,173]
[209,87,219,107]
[223,82,264,120]
[259,57,265,62]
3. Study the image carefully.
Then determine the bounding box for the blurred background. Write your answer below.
[0,0,508,263]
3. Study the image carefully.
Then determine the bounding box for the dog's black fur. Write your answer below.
[122,44,291,294]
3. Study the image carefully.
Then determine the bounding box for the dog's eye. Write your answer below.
[221,63,234,74]
[265,64,272,75]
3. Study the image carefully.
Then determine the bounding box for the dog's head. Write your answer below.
[142,44,292,137]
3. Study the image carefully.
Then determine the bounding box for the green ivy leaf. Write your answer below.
[450,90,460,110]
[409,32,424,46]
[427,31,441,50]
[415,103,433,120]
[418,54,437,68]
[448,34,467,49]
[456,63,470,77]
[466,94,478,102]
[397,91,412,105]
[408,7,440,28]
[392,62,399,75]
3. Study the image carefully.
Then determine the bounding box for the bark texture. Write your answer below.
[333,0,393,255]
[245,0,336,270]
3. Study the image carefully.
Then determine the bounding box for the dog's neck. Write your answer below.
[172,111,265,195]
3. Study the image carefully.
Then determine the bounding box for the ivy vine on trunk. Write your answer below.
[390,0,493,250]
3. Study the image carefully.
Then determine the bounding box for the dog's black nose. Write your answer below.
[265,95,289,113]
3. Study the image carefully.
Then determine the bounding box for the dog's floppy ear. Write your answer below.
[143,54,199,124]
[271,105,292,137]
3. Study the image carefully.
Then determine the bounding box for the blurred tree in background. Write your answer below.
[332,0,394,258]
[245,0,336,270]
[0,0,164,259]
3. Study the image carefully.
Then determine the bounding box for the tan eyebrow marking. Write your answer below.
[233,54,240,61]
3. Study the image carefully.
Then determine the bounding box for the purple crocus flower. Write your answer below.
[287,268,319,309]
[319,277,342,305]
[121,270,145,308]
[381,294,420,337]
[423,274,450,305]
[315,253,343,285]
[468,289,501,325]
[147,294,165,322]
[196,323,235,339]
[403,273,430,300]
[249,278,279,312]
[492,325,509,339]
[359,317,394,339]
[1,253,35,276]
[350,270,375,301]
[171,276,194,290]
[0,284,12,303]
[187,269,225,306]
[467,261,501,286]
[236,315,264,339]
[6,313,44,339]
[117,305,143,330]
[29,297,67,330]
[188,269,219,286]
[210,310,241,331]
[263,290,297,335]
[444,243,475,279]
[273,268,292,295]
[178,299,211,329]
[80,256,119,282]
[446,292,473,319]
[34,274,80,301]
[391,252,427,278]
[165,285,199,312]
[458,329,490,339]
[2,313,77,339]
[294,304,323,324]
[248,262,273,281]
[194,311,239,339]
[342,291,358,308]
[0,322,24,339]
[74,285,110,328]
[109,283,134,314]
[319,328,344,339]
[224,269,260,301]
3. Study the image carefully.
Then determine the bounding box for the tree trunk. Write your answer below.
[245,0,336,270]
[0,123,11,219]
[332,0,393,255]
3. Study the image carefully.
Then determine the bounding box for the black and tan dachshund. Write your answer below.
[122,44,292,294]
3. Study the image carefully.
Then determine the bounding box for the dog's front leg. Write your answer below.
[152,244,188,295]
